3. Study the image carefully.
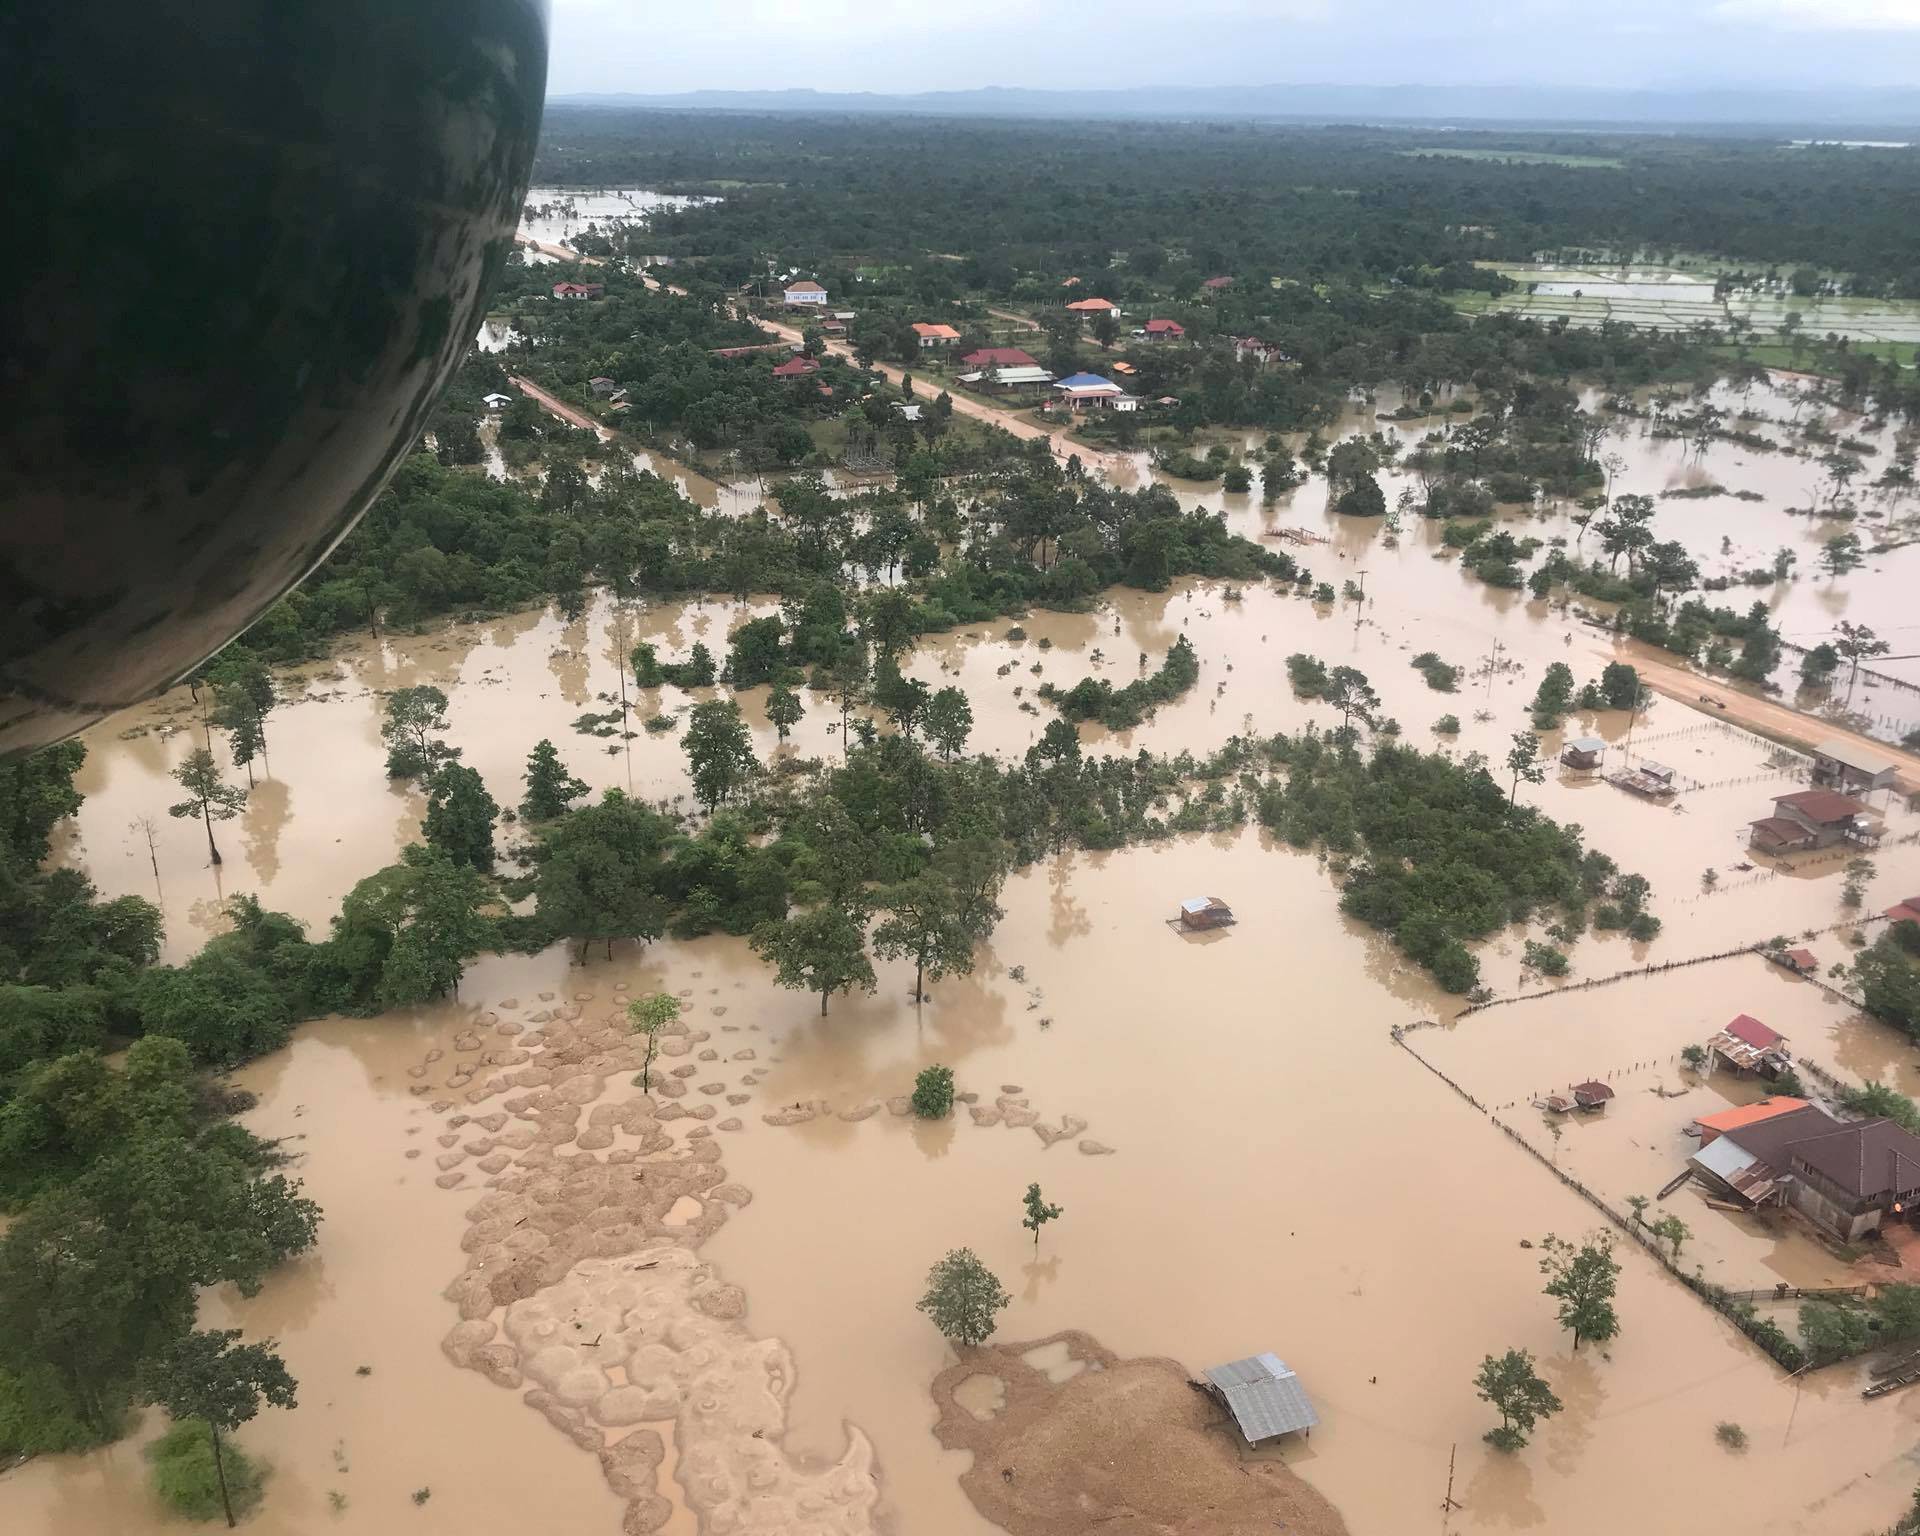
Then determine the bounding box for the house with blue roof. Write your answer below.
[1051,372,1134,412]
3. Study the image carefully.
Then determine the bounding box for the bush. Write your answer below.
[148,1419,265,1523]
[1715,1421,1748,1452]
[1434,714,1461,735]
[1411,652,1459,692]
[911,1064,955,1119]
[1522,941,1569,976]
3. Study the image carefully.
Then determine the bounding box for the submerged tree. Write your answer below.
[1021,1183,1063,1249]
[533,791,670,962]
[750,906,874,1015]
[683,699,759,813]
[918,1248,1010,1349]
[141,1329,297,1528]
[520,739,588,822]
[423,763,498,872]
[766,683,805,744]
[626,992,681,1093]
[1506,731,1546,808]
[1537,1233,1621,1351]
[381,685,459,780]
[1475,1348,1561,1452]
[167,748,246,865]
[924,686,973,761]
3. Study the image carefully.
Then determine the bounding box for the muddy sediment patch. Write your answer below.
[426,996,881,1535]
[931,1330,1348,1536]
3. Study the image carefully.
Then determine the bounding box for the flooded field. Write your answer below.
[9,374,1920,1534]
[1465,265,1920,350]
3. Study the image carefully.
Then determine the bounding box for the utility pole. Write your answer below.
[1483,638,1504,698]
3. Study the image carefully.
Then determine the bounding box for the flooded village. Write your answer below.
[7,109,1920,1536]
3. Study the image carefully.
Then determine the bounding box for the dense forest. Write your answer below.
[535,112,1920,298]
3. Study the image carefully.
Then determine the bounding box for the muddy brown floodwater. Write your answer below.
[7,372,1920,1535]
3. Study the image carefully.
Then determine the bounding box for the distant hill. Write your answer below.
[548,84,1920,132]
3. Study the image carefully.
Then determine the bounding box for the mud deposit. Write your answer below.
[932,1331,1348,1536]
[431,995,880,1534]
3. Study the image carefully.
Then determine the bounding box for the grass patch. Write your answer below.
[148,1419,266,1523]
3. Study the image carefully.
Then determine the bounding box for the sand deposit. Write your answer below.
[932,1331,1348,1536]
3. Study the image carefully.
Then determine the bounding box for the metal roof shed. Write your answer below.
[1203,1353,1318,1443]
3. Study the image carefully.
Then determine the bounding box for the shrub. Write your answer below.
[1715,1422,1748,1452]
[1434,714,1461,735]
[911,1064,955,1119]
[148,1419,265,1523]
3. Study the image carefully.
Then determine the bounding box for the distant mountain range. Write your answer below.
[549,84,1920,132]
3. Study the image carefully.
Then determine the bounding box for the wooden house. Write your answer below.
[1748,789,1875,854]
[1178,896,1235,930]
[1811,737,1898,798]
[1560,735,1605,770]
[1606,760,1676,799]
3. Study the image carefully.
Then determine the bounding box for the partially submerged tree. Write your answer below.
[911,1064,955,1119]
[627,991,681,1093]
[423,763,498,872]
[167,748,246,866]
[520,739,588,821]
[683,699,759,813]
[1022,1183,1063,1249]
[918,1248,1010,1348]
[533,791,670,962]
[751,906,875,1016]
[1537,1233,1621,1351]
[1474,1348,1561,1452]
[381,685,459,780]
[141,1329,297,1528]
[766,683,805,744]
[1505,731,1546,808]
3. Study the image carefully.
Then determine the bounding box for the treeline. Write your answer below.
[1038,636,1200,729]
[234,450,1295,665]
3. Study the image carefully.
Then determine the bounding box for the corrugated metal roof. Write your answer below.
[1813,738,1897,777]
[1568,736,1605,753]
[1204,1354,1318,1441]
[1181,897,1211,914]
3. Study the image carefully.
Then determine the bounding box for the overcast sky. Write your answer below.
[547,0,1920,96]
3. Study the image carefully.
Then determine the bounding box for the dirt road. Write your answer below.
[1607,636,1920,791]
[750,312,1119,468]
[508,374,612,440]
[987,306,1041,332]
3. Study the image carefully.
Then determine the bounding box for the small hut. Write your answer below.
[1178,896,1235,930]
[1607,760,1677,799]
[1561,736,1605,771]
[1201,1354,1318,1445]
[1780,947,1819,975]
[1571,1081,1615,1111]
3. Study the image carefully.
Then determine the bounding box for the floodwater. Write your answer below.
[11,376,1920,1535]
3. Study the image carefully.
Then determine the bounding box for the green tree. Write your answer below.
[167,748,246,866]
[533,792,670,961]
[683,700,759,813]
[726,615,788,688]
[1833,620,1890,708]
[924,687,973,761]
[750,906,875,1015]
[1537,1233,1621,1351]
[827,642,871,758]
[1651,1213,1691,1257]
[917,1248,1010,1348]
[423,764,498,872]
[0,742,87,870]
[141,1330,296,1528]
[1022,1182,1063,1249]
[520,739,588,822]
[1530,662,1576,729]
[1800,1301,1872,1365]
[380,686,459,780]
[911,1063,956,1118]
[874,871,985,1004]
[767,683,805,743]
[1323,666,1379,737]
[1506,731,1546,807]
[210,686,267,788]
[626,992,680,1093]
[1474,1348,1561,1452]
[1598,661,1641,710]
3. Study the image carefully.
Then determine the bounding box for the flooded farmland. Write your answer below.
[7,371,1920,1535]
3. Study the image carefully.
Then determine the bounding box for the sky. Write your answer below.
[546,0,1920,97]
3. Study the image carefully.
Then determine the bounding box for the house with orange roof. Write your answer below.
[1695,1097,1809,1147]
[1065,297,1117,315]
[911,322,960,349]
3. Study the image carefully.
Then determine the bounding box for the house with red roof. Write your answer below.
[1708,1013,1791,1077]
[552,281,604,300]
[771,355,821,378]
[959,346,1039,370]
[1886,896,1920,930]
[1748,788,1876,854]
[1201,275,1235,291]
[1142,318,1186,341]
[782,279,828,308]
